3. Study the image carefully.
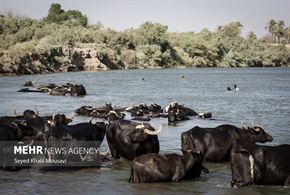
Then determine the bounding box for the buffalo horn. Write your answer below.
[34,107,39,116]
[52,112,55,120]
[241,121,247,129]
[143,123,165,135]
[108,110,121,118]
[12,107,17,116]
[135,123,145,129]
[66,112,75,120]
[27,139,34,146]
[86,105,93,111]
[252,122,263,132]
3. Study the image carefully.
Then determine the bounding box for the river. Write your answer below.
[0,68,290,194]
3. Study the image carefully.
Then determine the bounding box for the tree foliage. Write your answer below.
[0,4,289,75]
[43,3,88,27]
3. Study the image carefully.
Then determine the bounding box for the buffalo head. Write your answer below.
[241,122,273,143]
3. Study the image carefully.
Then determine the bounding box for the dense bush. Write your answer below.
[0,4,289,75]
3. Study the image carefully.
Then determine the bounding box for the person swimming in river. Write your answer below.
[233,84,239,91]
[227,84,239,91]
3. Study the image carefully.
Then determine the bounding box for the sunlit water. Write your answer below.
[0,68,290,194]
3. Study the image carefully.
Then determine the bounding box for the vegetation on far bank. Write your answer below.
[0,3,290,75]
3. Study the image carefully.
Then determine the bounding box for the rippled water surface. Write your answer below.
[1,68,290,194]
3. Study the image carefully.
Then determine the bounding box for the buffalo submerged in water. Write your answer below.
[181,123,273,163]
[231,142,290,187]
[105,119,164,160]
[129,149,208,183]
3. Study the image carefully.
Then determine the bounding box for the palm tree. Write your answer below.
[265,19,277,43]
[276,20,285,44]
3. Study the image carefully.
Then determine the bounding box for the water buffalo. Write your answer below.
[0,121,37,170]
[0,109,39,125]
[49,87,66,96]
[129,149,205,183]
[164,102,198,123]
[197,112,212,119]
[167,102,189,123]
[18,83,86,96]
[44,118,106,142]
[181,123,273,162]
[75,103,125,122]
[69,84,86,96]
[106,120,163,160]
[125,103,163,118]
[0,111,74,141]
[23,81,33,86]
[75,105,94,116]
[0,121,36,141]
[43,120,107,167]
[17,88,44,93]
[231,142,290,187]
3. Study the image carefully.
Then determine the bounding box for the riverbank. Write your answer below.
[1,44,290,76]
[1,14,290,76]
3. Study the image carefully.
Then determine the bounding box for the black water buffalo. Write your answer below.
[18,83,86,96]
[0,121,36,141]
[181,123,273,162]
[164,102,198,123]
[49,87,66,96]
[125,103,163,118]
[69,84,86,96]
[0,111,74,141]
[75,103,125,121]
[17,88,45,93]
[197,112,212,119]
[43,120,107,167]
[75,105,94,116]
[106,111,125,122]
[167,103,189,123]
[23,81,33,86]
[129,149,205,183]
[106,120,163,160]
[231,142,290,187]
[0,109,39,125]
[0,121,37,170]
[44,118,105,141]
[164,102,197,116]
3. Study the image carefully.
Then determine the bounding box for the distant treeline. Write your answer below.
[0,3,290,75]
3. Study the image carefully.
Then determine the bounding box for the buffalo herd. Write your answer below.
[18,81,86,96]
[0,89,289,188]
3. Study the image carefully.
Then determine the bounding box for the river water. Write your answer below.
[0,68,290,194]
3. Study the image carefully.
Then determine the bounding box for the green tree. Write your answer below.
[43,3,87,27]
[265,19,277,43]
[136,22,169,50]
[247,31,257,41]
[44,3,64,24]
[276,20,285,44]
[217,21,243,38]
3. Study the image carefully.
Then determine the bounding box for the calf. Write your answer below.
[129,149,206,183]
[231,142,290,187]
